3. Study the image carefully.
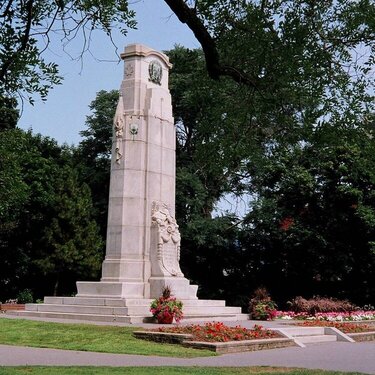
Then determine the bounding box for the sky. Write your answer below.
[18,0,199,145]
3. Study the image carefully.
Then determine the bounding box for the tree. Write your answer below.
[165,0,374,90]
[0,96,19,130]
[166,2,374,180]
[0,0,136,102]
[0,129,30,299]
[0,129,103,300]
[74,89,119,238]
[168,44,375,307]
[34,164,103,296]
[240,123,375,305]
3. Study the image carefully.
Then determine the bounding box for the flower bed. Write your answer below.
[277,310,375,322]
[294,320,374,334]
[134,322,295,354]
[157,322,281,342]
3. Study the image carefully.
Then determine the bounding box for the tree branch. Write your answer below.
[0,0,14,18]
[164,0,258,88]
[0,0,33,85]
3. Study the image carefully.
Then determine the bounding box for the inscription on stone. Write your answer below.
[162,242,179,276]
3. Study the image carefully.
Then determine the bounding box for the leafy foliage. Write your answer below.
[150,290,184,324]
[0,96,19,130]
[0,129,103,300]
[249,288,277,321]
[241,124,375,305]
[0,0,136,102]
[74,89,118,238]
[168,43,375,307]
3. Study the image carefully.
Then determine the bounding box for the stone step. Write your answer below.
[44,296,227,308]
[280,327,325,336]
[26,304,149,316]
[44,297,130,307]
[9,309,247,324]
[8,310,134,323]
[184,306,241,314]
[26,303,241,316]
[298,334,337,344]
[180,299,226,307]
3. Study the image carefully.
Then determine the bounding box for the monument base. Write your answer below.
[12,278,245,323]
[149,277,198,299]
[12,295,246,323]
[76,281,147,298]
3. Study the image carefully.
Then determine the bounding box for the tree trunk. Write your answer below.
[53,276,59,296]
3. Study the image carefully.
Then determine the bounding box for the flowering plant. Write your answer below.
[157,322,280,342]
[251,301,278,320]
[249,288,277,320]
[150,286,183,324]
[276,310,375,322]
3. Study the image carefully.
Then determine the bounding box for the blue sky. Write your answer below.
[18,0,199,145]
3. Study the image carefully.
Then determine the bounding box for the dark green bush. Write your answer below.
[16,289,33,304]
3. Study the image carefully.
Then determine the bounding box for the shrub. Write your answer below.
[248,287,277,320]
[16,289,33,304]
[287,296,355,314]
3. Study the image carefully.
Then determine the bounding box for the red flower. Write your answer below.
[280,217,294,231]
[154,322,280,342]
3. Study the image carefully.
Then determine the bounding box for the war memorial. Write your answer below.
[17,44,244,323]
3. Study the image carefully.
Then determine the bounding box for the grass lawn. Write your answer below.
[0,367,367,375]
[0,318,213,357]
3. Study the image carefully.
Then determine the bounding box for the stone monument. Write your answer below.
[76,43,198,300]
[15,44,243,323]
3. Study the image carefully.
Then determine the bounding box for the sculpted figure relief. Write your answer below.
[148,60,162,85]
[114,114,124,164]
[151,202,183,277]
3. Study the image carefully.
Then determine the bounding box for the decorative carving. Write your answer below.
[148,60,162,85]
[151,202,183,277]
[114,113,124,164]
[125,63,134,78]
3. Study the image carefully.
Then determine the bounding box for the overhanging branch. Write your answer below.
[164,0,258,88]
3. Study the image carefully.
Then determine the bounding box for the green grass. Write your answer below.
[0,367,368,375]
[0,318,213,357]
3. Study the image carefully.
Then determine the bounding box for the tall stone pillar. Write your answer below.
[77,44,197,299]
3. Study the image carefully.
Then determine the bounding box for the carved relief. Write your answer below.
[114,113,124,164]
[151,201,183,277]
[125,63,134,78]
[148,60,162,85]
